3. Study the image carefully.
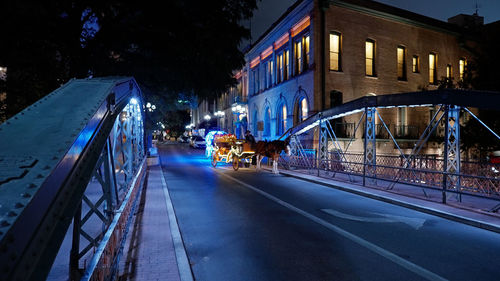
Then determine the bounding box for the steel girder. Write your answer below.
[70,98,145,279]
[0,77,145,281]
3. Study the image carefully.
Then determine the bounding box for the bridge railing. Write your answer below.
[279,89,500,209]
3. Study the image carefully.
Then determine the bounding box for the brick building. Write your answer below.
[193,0,479,153]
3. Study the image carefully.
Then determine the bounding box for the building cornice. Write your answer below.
[330,0,461,36]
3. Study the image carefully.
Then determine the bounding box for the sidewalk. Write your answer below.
[269,167,500,234]
[118,164,189,281]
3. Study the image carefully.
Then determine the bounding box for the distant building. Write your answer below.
[193,0,482,153]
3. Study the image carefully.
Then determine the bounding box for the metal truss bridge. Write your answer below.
[1,78,500,281]
[281,89,500,208]
[0,77,146,281]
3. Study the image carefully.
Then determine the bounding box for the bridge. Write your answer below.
[1,78,500,280]
[282,89,500,207]
[0,77,145,281]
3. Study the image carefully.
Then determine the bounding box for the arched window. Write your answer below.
[264,107,271,136]
[277,103,287,136]
[253,110,259,135]
[298,98,308,121]
[294,97,308,125]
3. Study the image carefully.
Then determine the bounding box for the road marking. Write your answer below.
[216,171,447,281]
[321,209,426,230]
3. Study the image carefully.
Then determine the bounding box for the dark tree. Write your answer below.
[0,0,257,120]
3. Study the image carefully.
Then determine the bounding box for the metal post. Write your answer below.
[363,107,376,185]
[446,105,461,201]
[70,203,82,281]
[107,137,119,203]
[102,142,115,215]
[442,105,449,204]
[318,118,322,176]
[320,118,328,171]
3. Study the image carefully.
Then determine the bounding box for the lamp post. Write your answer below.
[232,104,246,138]
[214,110,225,131]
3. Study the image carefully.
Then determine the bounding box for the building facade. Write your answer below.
[194,0,477,152]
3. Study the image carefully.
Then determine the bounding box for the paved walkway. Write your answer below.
[118,164,184,281]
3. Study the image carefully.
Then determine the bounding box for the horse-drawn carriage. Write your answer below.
[210,134,255,171]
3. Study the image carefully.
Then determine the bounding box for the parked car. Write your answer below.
[178,135,190,143]
[190,136,206,149]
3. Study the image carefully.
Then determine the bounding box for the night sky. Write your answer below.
[245,0,500,46]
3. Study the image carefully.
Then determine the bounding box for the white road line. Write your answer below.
[216,171,448,281]
[159,166,194,281]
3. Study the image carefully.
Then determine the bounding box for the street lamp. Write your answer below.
[231,103,247,138]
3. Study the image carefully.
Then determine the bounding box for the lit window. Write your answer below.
[252,68,260,94]
[264,107,271,136]
[284,50,290,80]
[330,32,341,71]
[303,35,310,69]
[300,98,308,121]
[270,61,273,86]
[295,40,303,75]
[266,60,273,88]
[459,58,466,80]
[366,40,375,76]
[429,53,437,84]
[277,104,287,135]
[446,64,452,79]
[253,110,259,134]
[412,55,419,73]
[397,46,406,80]
[277,54,283,83]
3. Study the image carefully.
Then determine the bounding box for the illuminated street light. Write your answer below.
[146,102,151,108]
[130,98,138,105]
[204,114,211,121]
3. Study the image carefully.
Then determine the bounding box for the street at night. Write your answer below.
[2,0,500,280]
[159,143,500,281]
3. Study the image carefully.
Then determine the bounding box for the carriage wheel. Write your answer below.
[211,152,218,167]
[232,156,239,171]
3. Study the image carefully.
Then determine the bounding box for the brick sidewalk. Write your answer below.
[118,166,181,281]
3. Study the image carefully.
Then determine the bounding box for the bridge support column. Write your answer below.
[443,105,461,203]
[363,107,376,185]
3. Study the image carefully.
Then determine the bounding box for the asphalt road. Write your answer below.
[159,143,500,281]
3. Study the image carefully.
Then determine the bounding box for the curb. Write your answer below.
[266,167,500,234]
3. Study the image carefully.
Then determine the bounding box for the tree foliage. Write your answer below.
[0,0,257,118]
